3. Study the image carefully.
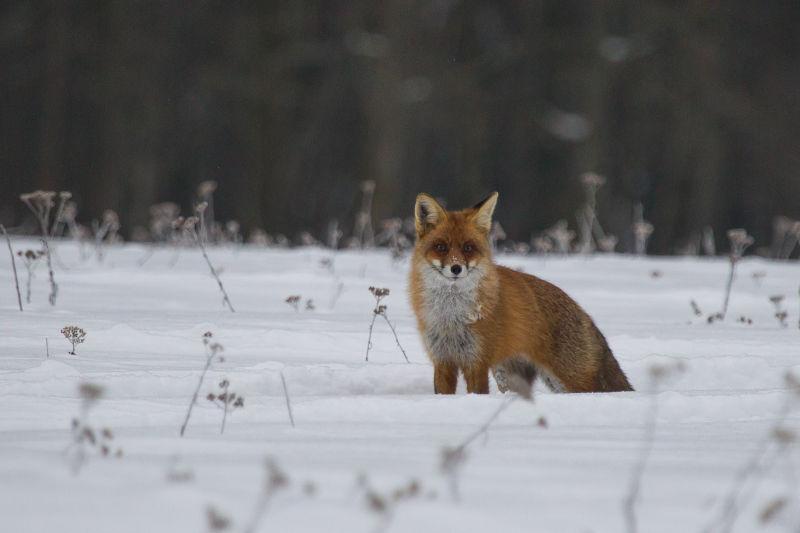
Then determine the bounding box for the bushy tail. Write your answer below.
[597,346,634,392]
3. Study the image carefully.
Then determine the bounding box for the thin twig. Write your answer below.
[41,239,58,306]
[1,225,23,311]
[220,380,230,435]
[45,338,50,358]
[242,460,288,533]
[137,247,155,267]
[180,352,215,437]
[329,280,344,310]
[380,314,409,363]
[191,228,235,312]
[442,397,518,501]
[365,312,378,361]
[720,259,737,320]
[707,396,794,533]
[623,381,661,533]
[280,372,295,428]
[459,397,517,449]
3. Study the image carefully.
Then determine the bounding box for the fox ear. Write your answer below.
[414,193,446,236]
[471,191,499,233]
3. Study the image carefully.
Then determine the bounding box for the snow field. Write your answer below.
[1,240,799,532]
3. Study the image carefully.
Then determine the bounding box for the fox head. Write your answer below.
[413,192,498,282]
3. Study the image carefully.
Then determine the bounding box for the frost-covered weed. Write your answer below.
[441,375,538,501]
[285,295,301,312]
[623,361,685,533]
[1,225,23,311]
[357,474,423,533]
[769,295,788,328]
[241,458,290,533]
[577,172,605,253]
[718,229,754,321]
[19,190,70,305]
[364,287,408,363]
[180,331,225,437]
[707,372,800,533]
[353,180,376,249]
[206,379,244,435]
[180,211,235,312]
[61,325,86,355]
[91,209,120,262]
[18,249,44,303]
[65,383,122,474]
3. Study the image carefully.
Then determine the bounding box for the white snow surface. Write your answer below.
[1,240,799,533]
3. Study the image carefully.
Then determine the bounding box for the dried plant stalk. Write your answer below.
[1,225,23,311]
[184,213,235,313]
[280,372,295,427]
[180,333,224,437]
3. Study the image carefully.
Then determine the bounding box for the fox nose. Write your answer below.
[450,264,462,276]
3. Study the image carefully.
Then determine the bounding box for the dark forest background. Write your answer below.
[2,1,799,254]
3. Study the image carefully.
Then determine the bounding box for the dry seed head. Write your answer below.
[365,491,387,514]
[102,209,119,227]
[79,382,104,401]
[532,236,554,253]
[726,228,754,258]
[61,201,78,221]
[205,506,231,532]
[82,427,96,444]
[633,221,654,238]
[195,202,208,214]
[61,325,87,344]
[264,458,289,490]
[772,427,795,445]
[369,287,390,298]
[197,180,218,197]
[440,446,466,474]
[769,295,784,306]
[759,498,787,524]
[580,172,606,188]
[598,235,618,252]
[785,371,800,395]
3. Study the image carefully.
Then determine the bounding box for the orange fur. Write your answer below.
[408,192,633,394]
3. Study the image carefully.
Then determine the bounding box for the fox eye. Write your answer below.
[434,242,448,253]
[463,243,475,253]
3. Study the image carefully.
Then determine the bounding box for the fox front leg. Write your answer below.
[464,364,490,394]
[434,362,458,394]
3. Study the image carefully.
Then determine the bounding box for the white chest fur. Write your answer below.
[419,267,483,364]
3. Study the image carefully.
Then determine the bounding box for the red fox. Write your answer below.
[408,192,633,394]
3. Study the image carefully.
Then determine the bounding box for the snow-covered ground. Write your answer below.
[1,239,798,533]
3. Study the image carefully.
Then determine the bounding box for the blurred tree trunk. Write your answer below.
[38,0,70,191]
